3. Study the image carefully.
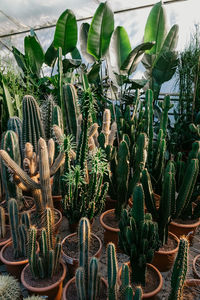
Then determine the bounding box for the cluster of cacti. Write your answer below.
[98,109,117,152]
[28,207,61,279]
[8,198,30,258]
[62,148,109,224]
[119,183,160,285]
[0,206,6,239]
[0,274,20,300]
[22,95,45,154]
[168,237,189,300]
[107,242,142,300]
[0,130,23,207]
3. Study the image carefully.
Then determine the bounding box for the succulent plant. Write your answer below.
[40,95,56,140]
[119,183,160,285]
[0,274,20,300]
[168,237,189,300]
[7,116,23,159]
[28,207,61,279]
[0,206,6,239]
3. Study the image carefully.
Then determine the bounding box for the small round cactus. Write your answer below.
[0,274,20,299]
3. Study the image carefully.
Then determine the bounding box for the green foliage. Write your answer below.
[0,275,20,300]
[28,208,61,279]
[168,237,189,300]
[119,183,159,285]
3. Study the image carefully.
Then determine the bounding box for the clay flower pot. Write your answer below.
[193,254,200,279]
[151,232,179,272]
[52,195,63,213]
[183,279,200,298]
[0,225,11,251]
[21,261,66,300]
[0,241,29,280]
[62,276,108,300]
[118,262,163,299]
[62,232,102,276]
[169,218,200,242]
[100,209,119,249]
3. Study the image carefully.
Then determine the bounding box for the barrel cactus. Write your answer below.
[0,275,20,300]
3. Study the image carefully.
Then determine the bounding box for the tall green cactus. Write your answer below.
[22,95,45,153]
[159,95,171,138]
[168,237,189,300]
[107,243,118,300]
[0,206,6,239]
[28,207,61,279]
[145,89,153,169]
[40,95,55,140]
[175,152,186,192]
[7,116,23,159]
[0,130,23,205]
[119,183,159,285]
[8,198,29,259]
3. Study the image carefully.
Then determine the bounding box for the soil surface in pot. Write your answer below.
[63,235,99,259]
[24,264,63,288]
[103,211,119,229]
[0,228,10,243]
[183,285,200,299]
[30,209,60,228]
[3,244,26,262]
[172,218,199,225]
[130,266,159,294]
[66,280,107,300]
[159,235,178,251]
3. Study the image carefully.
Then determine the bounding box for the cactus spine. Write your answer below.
[22,95,45,153]
[0,275,20,300]
[168,237,189,300]
[0,206,6,238]
[107,243,118,300]
[1,130,23,204]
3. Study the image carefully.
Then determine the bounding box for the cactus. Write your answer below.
[107,243,118,300]
[145,90,153,170]
[0,275,20,300]
[133,287,142,300]
[159,95,171,138]
[119,183,159,285]
[189,123,200,138]
[0,206,6,239]
[40,95,56,140]
[168,237,189,300]
[175,152,186,192]
[62,84,80,138]
[7,116,23,159]
[28,207,61,279]
[22,95,45,153]
[8,198,29,258]
[0,130,23,205]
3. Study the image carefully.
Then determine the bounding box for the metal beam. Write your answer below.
[0,0,188,39]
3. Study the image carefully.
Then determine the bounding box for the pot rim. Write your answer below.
[100,209,119,233]
[155,232,179,255]
[118,262,163,298]
[0,225,11,247]
[193,254,200,279]
[0,241,28,266]
[185,278,200,286]
[21,260,66,293]
[62,276,108,300]
[170,218,200,229]
[61,232,102,264]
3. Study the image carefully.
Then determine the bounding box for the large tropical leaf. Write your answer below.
[44,42,58,67]
[87,2,114,61]
[24,35,44,76]
[71,47,81,60]
[109,26,131,74]
[158,24,179,55]
[153,51,178,84]
[87,63,100,83]
[120,42,155,75]
[12,47,27,73]
[80,23,95,63]
[1,76,15,117]
[144,1,167,55]
[54,9,77,55]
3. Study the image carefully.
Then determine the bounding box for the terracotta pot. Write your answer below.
[21,261,66,300]
[100,209,119,249]
[118,262,163,299]
[185,279,200,287]
[151,232,179,272]
[61,232,102,276]
[169,218,200,242]
[68,218,94,233]
[52,195,63,213]
[0,225,11,251]
[0,241,38,280]
[62,276,108,300]
[183,279,200,298]
[193,254,200,279]
[104,196,117,211]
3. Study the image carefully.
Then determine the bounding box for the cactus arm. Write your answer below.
[145,89,154,169]
[88,257,98,300]
[18,224,27,257]
[28,226,38,279]
[0,207,6,238]
[133,287,142,300]
[132,184,145,225]
[54,238,61,273]
[76,267,87,300]
[48,249,55,278]
[50,152,65,176]
[79,218,90,291]
[141,169,157,220]
[8,199,20,258]
[48,139,55,167]
[107,243,117,300]
[0,150,40,190]
[38,257,45,279]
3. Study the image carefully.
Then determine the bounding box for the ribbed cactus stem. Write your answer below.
[48,139,55,167]
[28,226,38,278]
[88,257,99,300]
[0,206,6,238]
[7,116,23,160]
[145,89,154,169]
[102,109,111,146]
[169,237,189,300]
[107,243,118,300]
[8,198,20,258]
[76,267,86,300]
[108,122,117,146]
[133,287,142,300]
[160,95,171,138]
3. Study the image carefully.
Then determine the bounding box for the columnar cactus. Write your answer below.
[107,243,118,300]
[22,95,45,153]
[0,206,6,239]
[175,152,186,192]
[159,95,171,138]
[145,89,153,169]
[119,183,160,285]
[8,198,29,258]
[28,207,61,279]
[40,95,55,140]
[0,130,23,204]
[7,116,23,159]
[0,275,20,300]
[168,237,189,300]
